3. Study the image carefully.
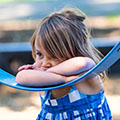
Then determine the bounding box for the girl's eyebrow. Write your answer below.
[35,48,41,52]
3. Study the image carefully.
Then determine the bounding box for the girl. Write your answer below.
[16,7,112,120]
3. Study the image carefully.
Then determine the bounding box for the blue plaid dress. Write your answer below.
[36,86,112,120]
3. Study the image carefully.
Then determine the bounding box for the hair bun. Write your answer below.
[60,8,86,22]
[75,16,85,22]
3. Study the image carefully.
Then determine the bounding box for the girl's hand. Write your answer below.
[18,64,45,71]
[65,70,89,83]
[65,75,79,83]
[18,64,35,71]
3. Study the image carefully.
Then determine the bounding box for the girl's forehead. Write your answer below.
[35,42,44,53]
[35,39,44,51]
[35,40,41,50]
[35,40,50,56]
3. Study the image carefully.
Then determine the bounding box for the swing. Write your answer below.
[0,41,120,91]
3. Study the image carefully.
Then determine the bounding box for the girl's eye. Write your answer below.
[36,52,44,58]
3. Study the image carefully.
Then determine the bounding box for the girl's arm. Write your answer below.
[16,69,79,86]
[16,70,65,86]
[16,57,95,87]
[47,57,95,76]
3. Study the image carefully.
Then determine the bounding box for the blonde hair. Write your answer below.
[31,7,106,79]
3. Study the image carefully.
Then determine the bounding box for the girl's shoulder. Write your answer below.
[40,76,104,101]
[41,79,104,101]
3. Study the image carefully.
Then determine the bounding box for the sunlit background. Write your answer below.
[0,0,120,120]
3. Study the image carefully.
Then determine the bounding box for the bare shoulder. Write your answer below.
[75,75,104,95]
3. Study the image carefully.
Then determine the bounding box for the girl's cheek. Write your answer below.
[34,60,42,68]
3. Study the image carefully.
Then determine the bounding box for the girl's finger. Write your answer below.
[18,65,34,71]
[18,65,26,71]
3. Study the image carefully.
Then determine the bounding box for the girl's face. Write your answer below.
[34,41,61,70]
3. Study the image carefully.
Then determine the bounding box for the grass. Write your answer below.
[107,15,120,20]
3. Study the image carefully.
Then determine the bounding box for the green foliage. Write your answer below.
[107,15,120,21]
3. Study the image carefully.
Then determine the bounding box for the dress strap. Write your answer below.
[69,84,78,93]
[40,90,51,105]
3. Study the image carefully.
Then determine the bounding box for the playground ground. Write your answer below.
[0,77,120,120]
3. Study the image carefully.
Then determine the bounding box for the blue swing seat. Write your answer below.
[0,41,120,91]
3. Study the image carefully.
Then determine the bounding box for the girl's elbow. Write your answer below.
[85,57,95,69]
[16,71,26,85]
[77,57,95,71]
[16,73,21,84]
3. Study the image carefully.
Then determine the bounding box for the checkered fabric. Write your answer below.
[36,86,112,120]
